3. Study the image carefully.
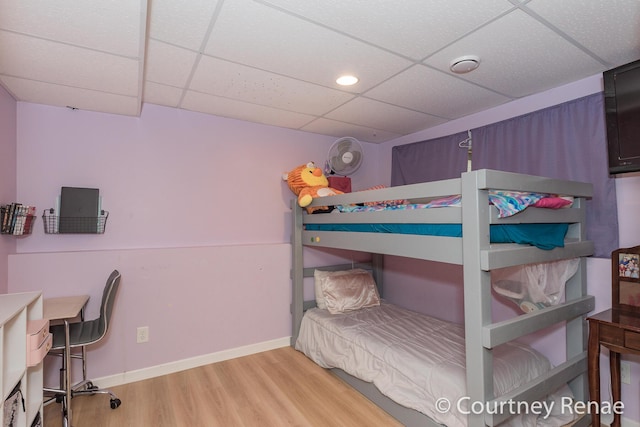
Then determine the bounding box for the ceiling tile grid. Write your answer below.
[364,64,512,120]
[300,117,402,144]
[143,81,184,108]
[1,0,639,143]
[144,39,200,88]
[181,90,317,130]
[526,0,640,66]
[0,0,143,57]
[423,9,608,98]
[202,0,414,92]
[189,56,356,116]
[255,0,514,61]
[326,97,447,136]
[0,75,141,116]
[148,0,221,51]
[0,32,140,96]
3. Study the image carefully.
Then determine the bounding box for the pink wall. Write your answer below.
[9,244,292,381]
[14,103,382,253]
[0,85,17,294]
[8,101,383,382]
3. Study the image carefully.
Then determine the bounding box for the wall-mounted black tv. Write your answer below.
[604,59,640,175]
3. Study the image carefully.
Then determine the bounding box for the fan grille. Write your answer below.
[327,137,363,176]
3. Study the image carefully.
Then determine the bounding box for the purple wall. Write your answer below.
[0,85,17,294]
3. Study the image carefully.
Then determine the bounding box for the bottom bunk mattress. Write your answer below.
[295,302,576,427]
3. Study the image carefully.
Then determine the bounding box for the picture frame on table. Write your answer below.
[613,246,640,313]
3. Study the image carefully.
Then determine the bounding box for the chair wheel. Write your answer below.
[85,381,94,389]
[110,398,121,409]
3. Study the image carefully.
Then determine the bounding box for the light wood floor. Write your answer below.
[43,346,403,427]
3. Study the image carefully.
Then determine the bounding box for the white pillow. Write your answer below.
[315,268,369,308]
[314,268,380,314]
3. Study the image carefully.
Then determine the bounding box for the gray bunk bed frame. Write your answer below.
[289,169,595,427]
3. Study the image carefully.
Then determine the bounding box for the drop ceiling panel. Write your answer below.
[366,64,512,119]
[2,1,640,143]
[526,0,640,66]
[143,81,184,108]
[145,40,199,87]
[1,76,140,116]
[203,0,413,91]
[424,9,607,98]
[148,0,221,50]
[301,118,401,144]
[182,90,316,129]
[0,31,139,96]
[327,98,447,135]
[0,0,143,58]
[190,56,355,116]
[258,0,514,60]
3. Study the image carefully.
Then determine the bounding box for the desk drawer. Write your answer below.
[600,324,624,346]
[27,332,52,367]
[27,318,50,349]
[625,330,640,351]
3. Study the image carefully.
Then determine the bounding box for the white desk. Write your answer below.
[44,295,89,322]
[43,295,89,427]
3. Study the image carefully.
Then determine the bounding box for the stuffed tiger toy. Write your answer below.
[282,162,344,213]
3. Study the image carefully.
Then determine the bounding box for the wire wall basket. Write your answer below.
[42,209,109,234]
[0,214,36,235]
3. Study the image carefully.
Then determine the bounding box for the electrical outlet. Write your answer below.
[136,326,149,343]
[621,361,631,385]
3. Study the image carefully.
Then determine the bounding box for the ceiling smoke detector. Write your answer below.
[449,55,480,74]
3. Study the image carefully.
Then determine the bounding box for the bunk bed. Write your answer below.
[289,169,595,427]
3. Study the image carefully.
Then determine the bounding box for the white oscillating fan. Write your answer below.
[325,137,364,176]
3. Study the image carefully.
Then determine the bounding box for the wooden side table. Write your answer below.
[587,308,640,427]
[588,245,640,426]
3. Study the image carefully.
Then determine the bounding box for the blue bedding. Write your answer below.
[304,223,569,250]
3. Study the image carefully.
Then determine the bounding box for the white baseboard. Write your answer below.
[92,336,291,388]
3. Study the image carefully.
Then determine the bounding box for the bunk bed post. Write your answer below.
[564,197,590,406]
[461,170,493,427]
[371,253,384,297]
[290,200,304,346]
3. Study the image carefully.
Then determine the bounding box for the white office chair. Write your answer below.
[44,270,122,422]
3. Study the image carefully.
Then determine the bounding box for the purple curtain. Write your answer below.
[473,93,617,258]
[391,131,469,185]
[391,92,618,258]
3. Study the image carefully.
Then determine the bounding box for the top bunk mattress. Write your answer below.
[304,222,568,250]
[304,188,579,250]
[298,170,594,263]
[295,302,576,427]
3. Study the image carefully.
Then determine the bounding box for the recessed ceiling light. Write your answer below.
[336,75,359,86]
[449,55,480,74]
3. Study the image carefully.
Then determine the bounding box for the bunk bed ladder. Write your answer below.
[461,171,593,427]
